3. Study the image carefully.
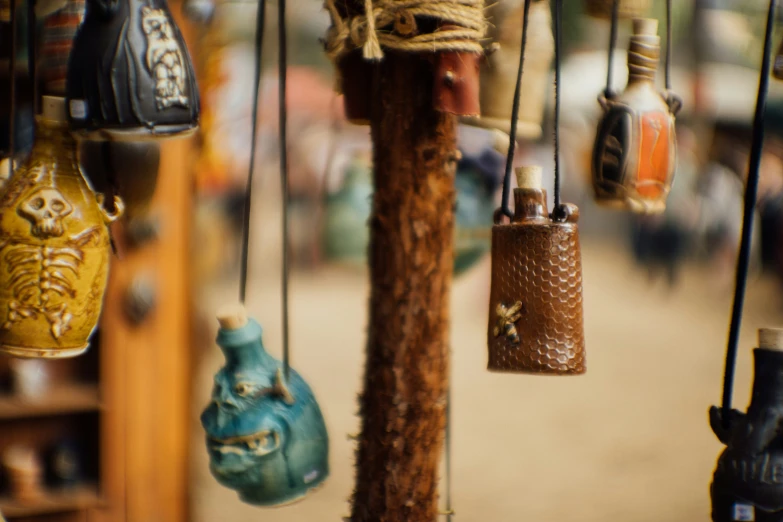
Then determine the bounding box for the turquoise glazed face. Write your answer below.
[200,318,329,506]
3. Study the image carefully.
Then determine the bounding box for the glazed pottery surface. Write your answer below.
[200,313,329,506]
[592,19,678,214]
[66,0,199,139]
[710,331,783,522]
[0,98,119,358]
[487,167,585,375]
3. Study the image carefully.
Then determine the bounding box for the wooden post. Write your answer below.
[350,52,458,521]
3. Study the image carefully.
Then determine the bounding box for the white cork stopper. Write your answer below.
[216,304,248,330]
[633,18,659,37]
[759,328,783,352]
[515,166,543,190]
[42,96,67,123]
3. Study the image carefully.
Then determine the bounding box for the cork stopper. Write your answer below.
[515,166,543,190]
[759,328,783,352]
[216,304,248,330]
[41,96,67,123]
[632,18,658,37]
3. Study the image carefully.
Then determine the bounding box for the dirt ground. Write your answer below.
[189,198,782,522]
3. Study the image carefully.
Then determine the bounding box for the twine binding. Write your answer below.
[324,0,486,61]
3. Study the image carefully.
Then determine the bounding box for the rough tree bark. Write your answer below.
[350,51,458,522]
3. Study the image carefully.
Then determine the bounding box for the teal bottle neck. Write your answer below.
[216,318,277,371]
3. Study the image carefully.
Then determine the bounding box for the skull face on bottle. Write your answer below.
[17,188,74,239]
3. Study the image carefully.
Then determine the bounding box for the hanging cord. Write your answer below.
[720,0,777,424]
[27,0,36,115]
[663,0,680,114]
[495,0,531,221]
[443,360,454,521]
[238,0,267,303]
[278,0,290,380]
[552,0,562,214]
[603,0,619,100]
[8,0,17,180]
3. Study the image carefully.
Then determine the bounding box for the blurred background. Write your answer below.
[3,0,783,521]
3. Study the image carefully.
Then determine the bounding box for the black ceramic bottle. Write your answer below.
[65,0,199,140]
[711,328,783,522]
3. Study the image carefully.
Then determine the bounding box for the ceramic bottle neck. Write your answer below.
[627,28,660,86]
[747,348,783,415]
[512,187,548,223]
[31,119,79,166]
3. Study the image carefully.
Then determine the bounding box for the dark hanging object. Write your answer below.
[78,141,160,219]
[200,305,330,506]
[487,166,585,375]
[710,329,783,522]
[65,0,200,139]
[591,18,679,214]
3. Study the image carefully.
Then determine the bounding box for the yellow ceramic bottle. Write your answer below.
[0,96,121,358]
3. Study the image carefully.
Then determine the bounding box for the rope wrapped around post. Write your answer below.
[323,0,486,61]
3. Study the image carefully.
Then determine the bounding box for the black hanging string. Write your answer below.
[278,0,290,380]
[664,0,672,93]
[552,0,562,213]
[27,0,36,115]
[496,0,531,221]
[603,0,620,99]
[720,0,777,424]
[8,0,17,180]
[238,0,267,304]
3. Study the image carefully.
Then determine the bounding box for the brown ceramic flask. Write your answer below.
[0,96,122,358]
[487,166,585,375]
[592,18,678,214]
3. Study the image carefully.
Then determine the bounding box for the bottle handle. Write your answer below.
[97,194,125,224]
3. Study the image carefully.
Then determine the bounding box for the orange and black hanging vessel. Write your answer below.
[487,166,585,375]
[592,18,679,214]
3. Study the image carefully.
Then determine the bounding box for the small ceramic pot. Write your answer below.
[322,159,373,264]
[66,0,200,139]
[487,166,585,375]
[9,358,49,399]
[200,305,330,506]
[0,97,122,359]
[3,446,43,503]
[462,0,553,139]
[46,440,82,488]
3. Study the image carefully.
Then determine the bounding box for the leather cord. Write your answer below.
[238,0,266,305]
[603,0,619,99]
[278,0,291,380]
[8,0,17,179]
[497,0,566,222]
[720,0,777,424]
[497,0,532,221]
[553,0,562,214]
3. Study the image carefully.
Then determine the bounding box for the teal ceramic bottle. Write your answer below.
[200,305,329,506]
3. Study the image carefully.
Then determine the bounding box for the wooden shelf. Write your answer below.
[0,484,101,517]
[0,385,101,420]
